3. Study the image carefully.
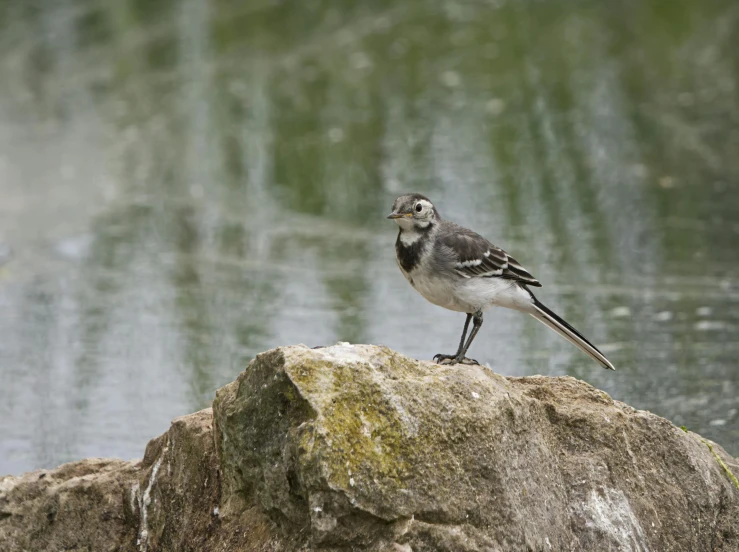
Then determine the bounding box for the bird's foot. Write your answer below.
[433,354,479,366]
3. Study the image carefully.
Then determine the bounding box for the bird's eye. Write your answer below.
[415,203,423,212]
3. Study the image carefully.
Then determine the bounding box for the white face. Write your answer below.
[393,198,434,230]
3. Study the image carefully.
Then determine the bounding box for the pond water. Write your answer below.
[1,0,738,474]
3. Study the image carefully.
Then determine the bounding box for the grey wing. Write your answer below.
[437,225,542,287]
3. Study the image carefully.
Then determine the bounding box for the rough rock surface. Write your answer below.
[0,409,267,552]
[2,344,738,551]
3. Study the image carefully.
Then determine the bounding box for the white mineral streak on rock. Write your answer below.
[579,488,650,552]
[137,457,162,552]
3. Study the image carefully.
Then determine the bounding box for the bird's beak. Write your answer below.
[387,211,411,219]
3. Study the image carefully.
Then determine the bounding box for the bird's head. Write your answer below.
[387,194,438,230]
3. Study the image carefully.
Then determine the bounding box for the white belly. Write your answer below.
[455,277,534,312]
[405,267,535,314]
[409,271,469,312]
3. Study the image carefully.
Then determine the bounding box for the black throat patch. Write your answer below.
[395,224,433,273]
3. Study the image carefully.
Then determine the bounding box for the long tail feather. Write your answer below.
[529,298,615,370]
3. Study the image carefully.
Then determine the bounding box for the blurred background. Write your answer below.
[1,0,738,475]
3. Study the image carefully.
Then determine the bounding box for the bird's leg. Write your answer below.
[434,313,476,365]
[454,313,473,356]
[455,311,483,363]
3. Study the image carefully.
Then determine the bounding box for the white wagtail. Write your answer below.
[387,193,615,370]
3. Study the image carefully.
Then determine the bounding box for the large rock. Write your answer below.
[2,344,738,551]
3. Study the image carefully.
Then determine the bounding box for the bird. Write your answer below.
[387,193,615,370]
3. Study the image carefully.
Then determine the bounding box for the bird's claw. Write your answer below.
[433,354,480,366]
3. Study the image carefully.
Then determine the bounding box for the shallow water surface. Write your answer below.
[1,0,738,474]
